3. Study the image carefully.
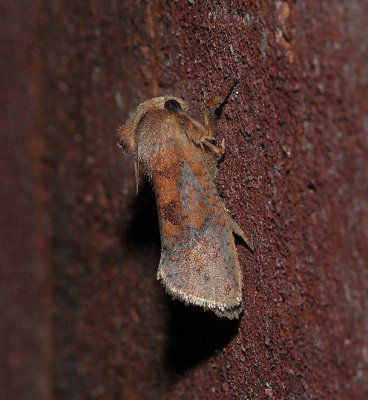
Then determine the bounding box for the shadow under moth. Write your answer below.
[118,80,253,319]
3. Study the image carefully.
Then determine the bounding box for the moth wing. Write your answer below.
[156,160,243,319]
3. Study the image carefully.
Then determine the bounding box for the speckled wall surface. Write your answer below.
[1,1,367,399]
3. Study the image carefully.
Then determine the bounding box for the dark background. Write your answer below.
[1,1,367,399]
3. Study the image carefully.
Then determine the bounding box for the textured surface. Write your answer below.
[0,2,51,399]
[1,1,368,399]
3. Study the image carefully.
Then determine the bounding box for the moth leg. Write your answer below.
[203,78,238,140]
[134,139,140,194]
[223,205,254,252]
[186,126,225,156]
[134,159,140,194]
[186,79,237,155]
[200,136,226,156]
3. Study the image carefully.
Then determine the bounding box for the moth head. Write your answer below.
[117,96,187,193]
[117,96,187,153]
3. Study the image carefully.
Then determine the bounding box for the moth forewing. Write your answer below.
[151,132,243,320]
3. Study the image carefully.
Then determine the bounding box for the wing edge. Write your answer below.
[157,266,243,319]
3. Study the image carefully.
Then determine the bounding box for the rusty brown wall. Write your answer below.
[1,1,367,399]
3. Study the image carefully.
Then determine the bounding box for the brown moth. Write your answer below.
[118,81,253,319]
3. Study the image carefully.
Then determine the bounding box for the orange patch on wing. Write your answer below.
[162,219,182,239]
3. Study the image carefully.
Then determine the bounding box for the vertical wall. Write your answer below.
[1,1,367,399]
[0,2,51,399]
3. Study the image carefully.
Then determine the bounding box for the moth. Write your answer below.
[118,80,253,319]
